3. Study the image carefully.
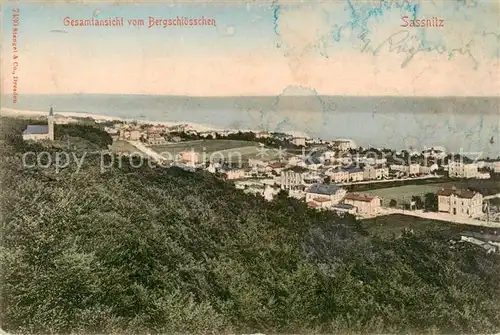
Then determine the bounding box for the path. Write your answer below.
[127,140,169,164]
[338,174,443,186]
[378,207,500,228]
[485,193,500,200]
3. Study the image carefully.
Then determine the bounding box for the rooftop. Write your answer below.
[328,167,347,173]
[365,164,387,170]
[284,166,309,173]
[344,192,377,202]
[267,162,286,169]
[22,125,49,135]
[307,183,342,195]
[332,203,356,210]
[345,167,363,173]
[312,197,332,203]
[437,188,479,199]
[305,156,323,165]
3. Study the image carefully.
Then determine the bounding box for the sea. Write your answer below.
[2,93,499,158]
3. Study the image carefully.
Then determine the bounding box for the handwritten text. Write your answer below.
[359,29,478,69]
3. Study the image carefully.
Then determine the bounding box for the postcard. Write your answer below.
[1,0,500,334]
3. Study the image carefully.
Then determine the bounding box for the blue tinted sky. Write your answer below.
[1,0,499,96]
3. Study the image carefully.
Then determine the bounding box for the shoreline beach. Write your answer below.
[1,106,224,132]
[0,106,311,138]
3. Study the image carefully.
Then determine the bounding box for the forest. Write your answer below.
[1,118,500,334]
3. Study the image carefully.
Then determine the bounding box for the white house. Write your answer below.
[322,151,337,161]
[408,163,421,176]
[364,165,389,180]
[325,168,349,183]
[146,134,167,145]
[390,163,423,176]
[437,187,483,218]
[390,164,408,173]
[119,129,141,141]
[220,167,246,180]
[448,162,479,179]
[331,139,356,151]
[423,147,447,159]
[346,167,364,182]
[343,192,381,217]
[287,156,307,167]
[305,183,347,209]
[280,166,309,190]
[419,163,439,175]
[364,157,387,165]
[292,137,306,147]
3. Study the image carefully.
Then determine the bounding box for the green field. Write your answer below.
[362,214,499,237]
[151,140,257,153]
[368,180,500,207]
[109,139,288,163]
[368,183,450,206]
[151,140,285,162]
[349,178,500,196]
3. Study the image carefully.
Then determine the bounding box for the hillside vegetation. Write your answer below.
[1,119,500,334]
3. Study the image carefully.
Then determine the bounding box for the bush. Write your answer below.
[1,130,500,334]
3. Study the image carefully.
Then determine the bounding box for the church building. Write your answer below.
[22,106,55,141]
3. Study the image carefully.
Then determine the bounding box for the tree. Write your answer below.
[389,199,397,208]
[3,116,500,334]
[424,192,438,212]
[411,195,424,209]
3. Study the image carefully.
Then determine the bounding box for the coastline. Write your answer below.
[2,94,498,157]
[0,106,222,133]
[0,106,311,138]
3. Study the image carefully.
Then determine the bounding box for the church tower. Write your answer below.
[48,106,55,140]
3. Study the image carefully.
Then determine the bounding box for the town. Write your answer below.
[16,108,500,255]
[89,118,500,237]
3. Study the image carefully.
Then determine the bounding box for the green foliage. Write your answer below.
[424,192,438,212]
[54,123,113,149]
[411,195,424,209]
[1,124,500,334]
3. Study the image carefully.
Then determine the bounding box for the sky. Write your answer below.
[1,0,499,96]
